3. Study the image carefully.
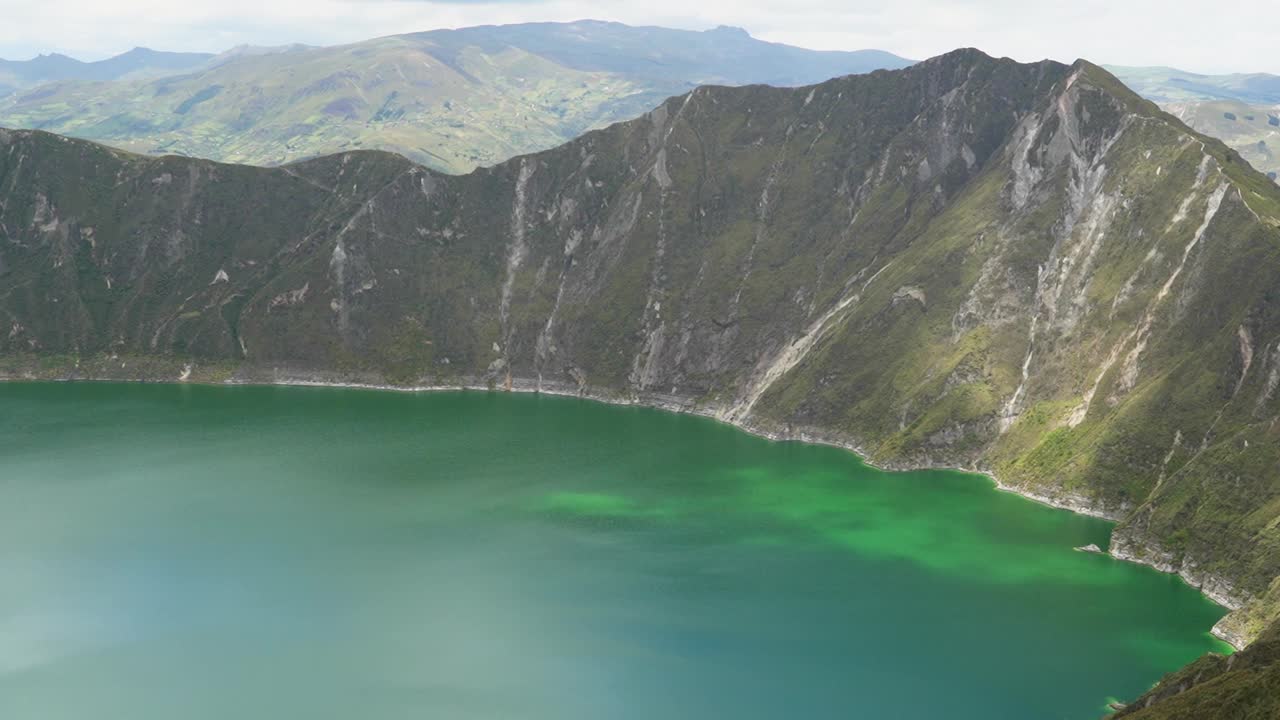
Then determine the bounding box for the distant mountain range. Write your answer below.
[0,22,912,173]
[0,47,216,96]
[1109,66,1280,180]
[1106,65,1280,105]
[6,29,1280,184]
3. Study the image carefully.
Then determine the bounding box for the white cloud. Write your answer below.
[0,0,1274,75]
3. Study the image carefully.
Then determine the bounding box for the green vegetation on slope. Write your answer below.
[1163,100,1280,180]
[0,21,911,173]
[1109,65,1280,181]
[1112,620,1280,719]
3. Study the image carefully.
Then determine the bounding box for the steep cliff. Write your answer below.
[2,49,1280,714]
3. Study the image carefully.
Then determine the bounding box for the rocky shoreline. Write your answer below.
[0,363,1251,649]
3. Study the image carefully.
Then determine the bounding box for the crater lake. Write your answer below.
[0,382,1230,719]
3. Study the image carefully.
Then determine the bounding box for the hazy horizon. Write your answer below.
[0,2,1275,76]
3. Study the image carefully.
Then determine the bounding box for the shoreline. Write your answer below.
[2,370,1247,649]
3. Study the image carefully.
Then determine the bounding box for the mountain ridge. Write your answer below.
[0,47,215,98]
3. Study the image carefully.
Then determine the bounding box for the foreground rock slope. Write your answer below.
[2,49,1279,715]
[1113,620,1280,719]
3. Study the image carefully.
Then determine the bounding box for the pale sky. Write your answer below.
[0,0,1273,75]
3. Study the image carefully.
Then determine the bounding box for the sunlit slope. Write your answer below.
[1163,100,1280,179]
[0,22,910,173]
[1110,65,1280,180]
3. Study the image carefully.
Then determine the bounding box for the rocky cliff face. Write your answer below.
[2,49,1280,714]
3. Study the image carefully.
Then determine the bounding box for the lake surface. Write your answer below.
[0,382,1229,719]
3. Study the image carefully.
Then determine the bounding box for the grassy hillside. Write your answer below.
[1110,66,1280,180]
[1112,620,1280,719]
[0,21,911,173]
[1163,100,1280,179]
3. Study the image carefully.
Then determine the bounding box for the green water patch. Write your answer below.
[0,382,1230,720]
[534,458,1133,588]
[535,491,680,520]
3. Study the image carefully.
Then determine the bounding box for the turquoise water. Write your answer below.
[0,383,1228,719]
